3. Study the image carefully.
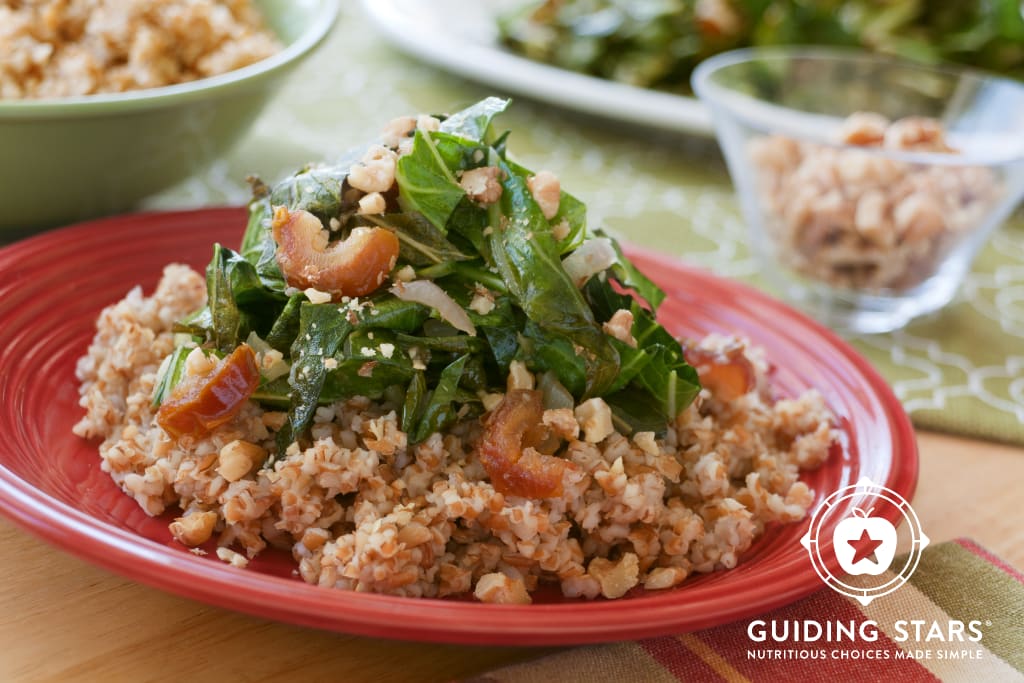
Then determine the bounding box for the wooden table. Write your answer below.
[1,431,1020,683]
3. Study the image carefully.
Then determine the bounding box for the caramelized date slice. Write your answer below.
[157,345,260,438]
[479,390,572,498]
[272,207,399,299]
[683,341,756,402]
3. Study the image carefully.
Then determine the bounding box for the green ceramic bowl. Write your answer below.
[0,0,339,236]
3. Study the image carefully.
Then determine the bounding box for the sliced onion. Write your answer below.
[561,237,616,288]
[537,371,574,410]
[390,280,477,336]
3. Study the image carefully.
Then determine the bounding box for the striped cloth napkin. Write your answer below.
[466,540,1023,683]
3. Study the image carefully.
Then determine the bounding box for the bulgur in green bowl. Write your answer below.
[0,0,339,236]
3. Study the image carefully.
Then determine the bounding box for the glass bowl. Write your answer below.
[692,47,1024,333]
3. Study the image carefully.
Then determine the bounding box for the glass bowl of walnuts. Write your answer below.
[694,47,1024,333]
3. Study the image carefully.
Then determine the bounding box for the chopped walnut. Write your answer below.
[393,265,416,282]
[542,408,579,440]
[527,170,561,220]
[839,112,889,146]
[575,398,614,444]
[894,192,946,240]
[588,553,639,599]
[602,308,636,348]
[633,431,659,456]
[380,115,416,149]
[261,411,287,431]
[216,547,249,568]
[479,391,505,412]
[416,114,441,133]
[184,346,215,376]
[853,190,889,242]
[749,112,1001,292]
[506,360,535,392]
[469,283,496,315]
[884,116,952,152]
[169,510,217,547]
[216,440,266,482]
[460,166,503,205]
[643,566,688,590]
[363,413,406,456]
[474,572,532,604]
[349,145,398,194]
[304,287,332,304]
[357,192,387,215]
[551,219,571,241]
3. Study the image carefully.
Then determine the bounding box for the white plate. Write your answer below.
[361,0,714,136]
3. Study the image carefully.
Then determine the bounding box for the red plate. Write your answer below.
[0,208,916,645]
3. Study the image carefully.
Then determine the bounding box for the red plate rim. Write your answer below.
[0,208,918,645]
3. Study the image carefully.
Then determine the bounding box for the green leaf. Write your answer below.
[516,322,588,397]
[265,294,305,353]
[251,376,291,409]
[537,370,575,410]
[240,191,271,256]
[200,97,702,454]
[439,97,510,142]
[581,274,630,322]
[151,346,191,407]
[582,276,699,417]
[395,332,488,354]
[477,299,520,373]
[243,148,367,292]
[240,199,287,293]
[268,147,365,222]
[401,371,427,433]
[631,343,700,420]
[458,354,489,392]
[361,212,470,267]
[488,154,619,398]
[411,354,469,443]
[205,244,289,351]
[230,265,288,337]
[173,306,213,342]
[432,132,493,173]
[445,196,492,259]
[353,296,431,333]
[631,300,680,350]
[605,337,649,394]
[206,244,242,352]
[278,304,353,452]
[395,130,466,232]
[416,260,508,295]
[599,230,666,310]
[505,159,587,253]
[321,329,414,400]
[604,386,675,436]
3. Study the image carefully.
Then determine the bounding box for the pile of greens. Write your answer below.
[161,98,699,455]
[498,0,1024,93]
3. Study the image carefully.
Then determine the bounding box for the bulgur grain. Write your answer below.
[74,267,837,602]
[1,0,280,99]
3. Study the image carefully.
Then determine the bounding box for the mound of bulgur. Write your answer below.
[0,0,281,99]
[73,265,837,602]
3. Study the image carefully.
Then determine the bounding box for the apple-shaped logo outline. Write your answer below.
[800,477,929,606]
[832,506,898,576]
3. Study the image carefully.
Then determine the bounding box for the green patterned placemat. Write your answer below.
[146,4,1024,445]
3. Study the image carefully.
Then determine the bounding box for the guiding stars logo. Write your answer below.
[801,477,929,605]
